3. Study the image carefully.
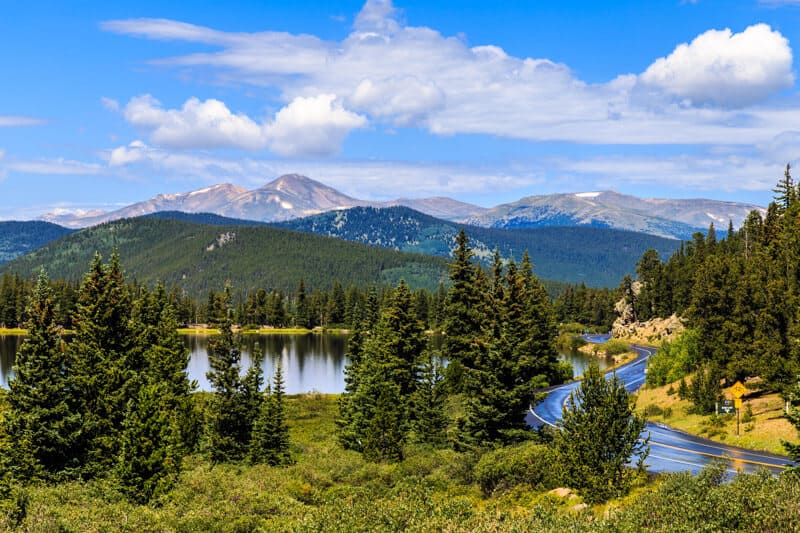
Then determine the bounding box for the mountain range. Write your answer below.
[272,206,682,287]
[465,190,762,239]
[39,175,764,239]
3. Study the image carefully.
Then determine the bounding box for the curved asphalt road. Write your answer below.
[527,335,792,475]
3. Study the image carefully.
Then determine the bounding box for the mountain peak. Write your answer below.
[264,174,320,190]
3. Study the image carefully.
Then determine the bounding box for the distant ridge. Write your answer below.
[274,205,682,287]
[0,220,74,264]
[39,174,764,240]
[465,190,764,240]
[40,174,486,229]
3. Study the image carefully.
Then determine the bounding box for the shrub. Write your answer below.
[473,442,559,496]
[556,361,575,383]
[559,323,585,334]
[687,364,723,415]
[678,378,689,400]
[601,339,631,356]
[645,329,699,387]
[741,403,754,424]
[556,332,588,353]
[644,404,663,417]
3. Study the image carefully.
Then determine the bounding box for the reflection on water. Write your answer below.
[185,334,350,394]
[0,333,602,394]
[0,336,24,388]
[559,349,609,376]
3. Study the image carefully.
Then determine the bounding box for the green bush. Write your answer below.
[645,329,699,387]
[644,404,663,417]
[601,339,630,356]
[741,403,754,424]
[473,442,559,496]
[559,322,585,334]
[556,333,587,352]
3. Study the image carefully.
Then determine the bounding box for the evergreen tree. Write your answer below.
[461,254,562,446]
[205,293,261,463]
[362,381,405,462]
[635,249,663,321]
[373,280,426,397]
[336,281,424,459]
[784,378,800,470]
[1,269,81,481]
[336,324,369,450]
[687,363,723,414]
[555,362,648,503]
[442,230,488,392]
[116,382,179,503]
[328,281,346,325]
[135,284,199,455]
[250,365,291,465]
[69,250,134,477]
[294,279,309,328]
[409,348,448,446]
[773,163,795,210]
[117,284,199,502]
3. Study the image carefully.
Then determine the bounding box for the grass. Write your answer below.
[4,393,800,531]
[635,377,794,455]
[2,393,547,531]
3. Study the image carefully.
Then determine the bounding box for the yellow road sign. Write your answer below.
[734,398,743,409]
[731,381,747,399]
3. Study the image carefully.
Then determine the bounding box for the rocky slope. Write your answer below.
[464,191,764,240]
[40,176,764,240]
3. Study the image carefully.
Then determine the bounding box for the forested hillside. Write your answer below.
[0,221,74,263]
[0,217,448,297]
[275,206,681,287]
[627,166,800,412]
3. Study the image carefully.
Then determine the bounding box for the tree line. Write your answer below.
[0,252,290,504]
[629,164,800,406]
[0,271,615,334]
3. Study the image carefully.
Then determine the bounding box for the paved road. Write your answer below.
[527,335,792,475]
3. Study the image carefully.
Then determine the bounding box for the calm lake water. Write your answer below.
[0,334,606,394]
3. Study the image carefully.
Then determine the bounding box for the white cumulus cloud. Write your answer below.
[124,95,267,150]
[265,94,367,157]
[122,94,366,157]
[104,2,798,145]
[97,0,800,200]
[109,140,149,166]
[350,77,445,125]
[640,24,793,107]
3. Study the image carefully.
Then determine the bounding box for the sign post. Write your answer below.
[731,381,747,437]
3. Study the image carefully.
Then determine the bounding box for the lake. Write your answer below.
[0,333,607,394]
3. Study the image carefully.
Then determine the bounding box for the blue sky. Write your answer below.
[3,0,800,219]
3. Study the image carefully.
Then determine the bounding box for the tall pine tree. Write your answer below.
[249,365,291,466]
[205,290,262,463]
[1,269,81,481]
[69,250,134,478]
